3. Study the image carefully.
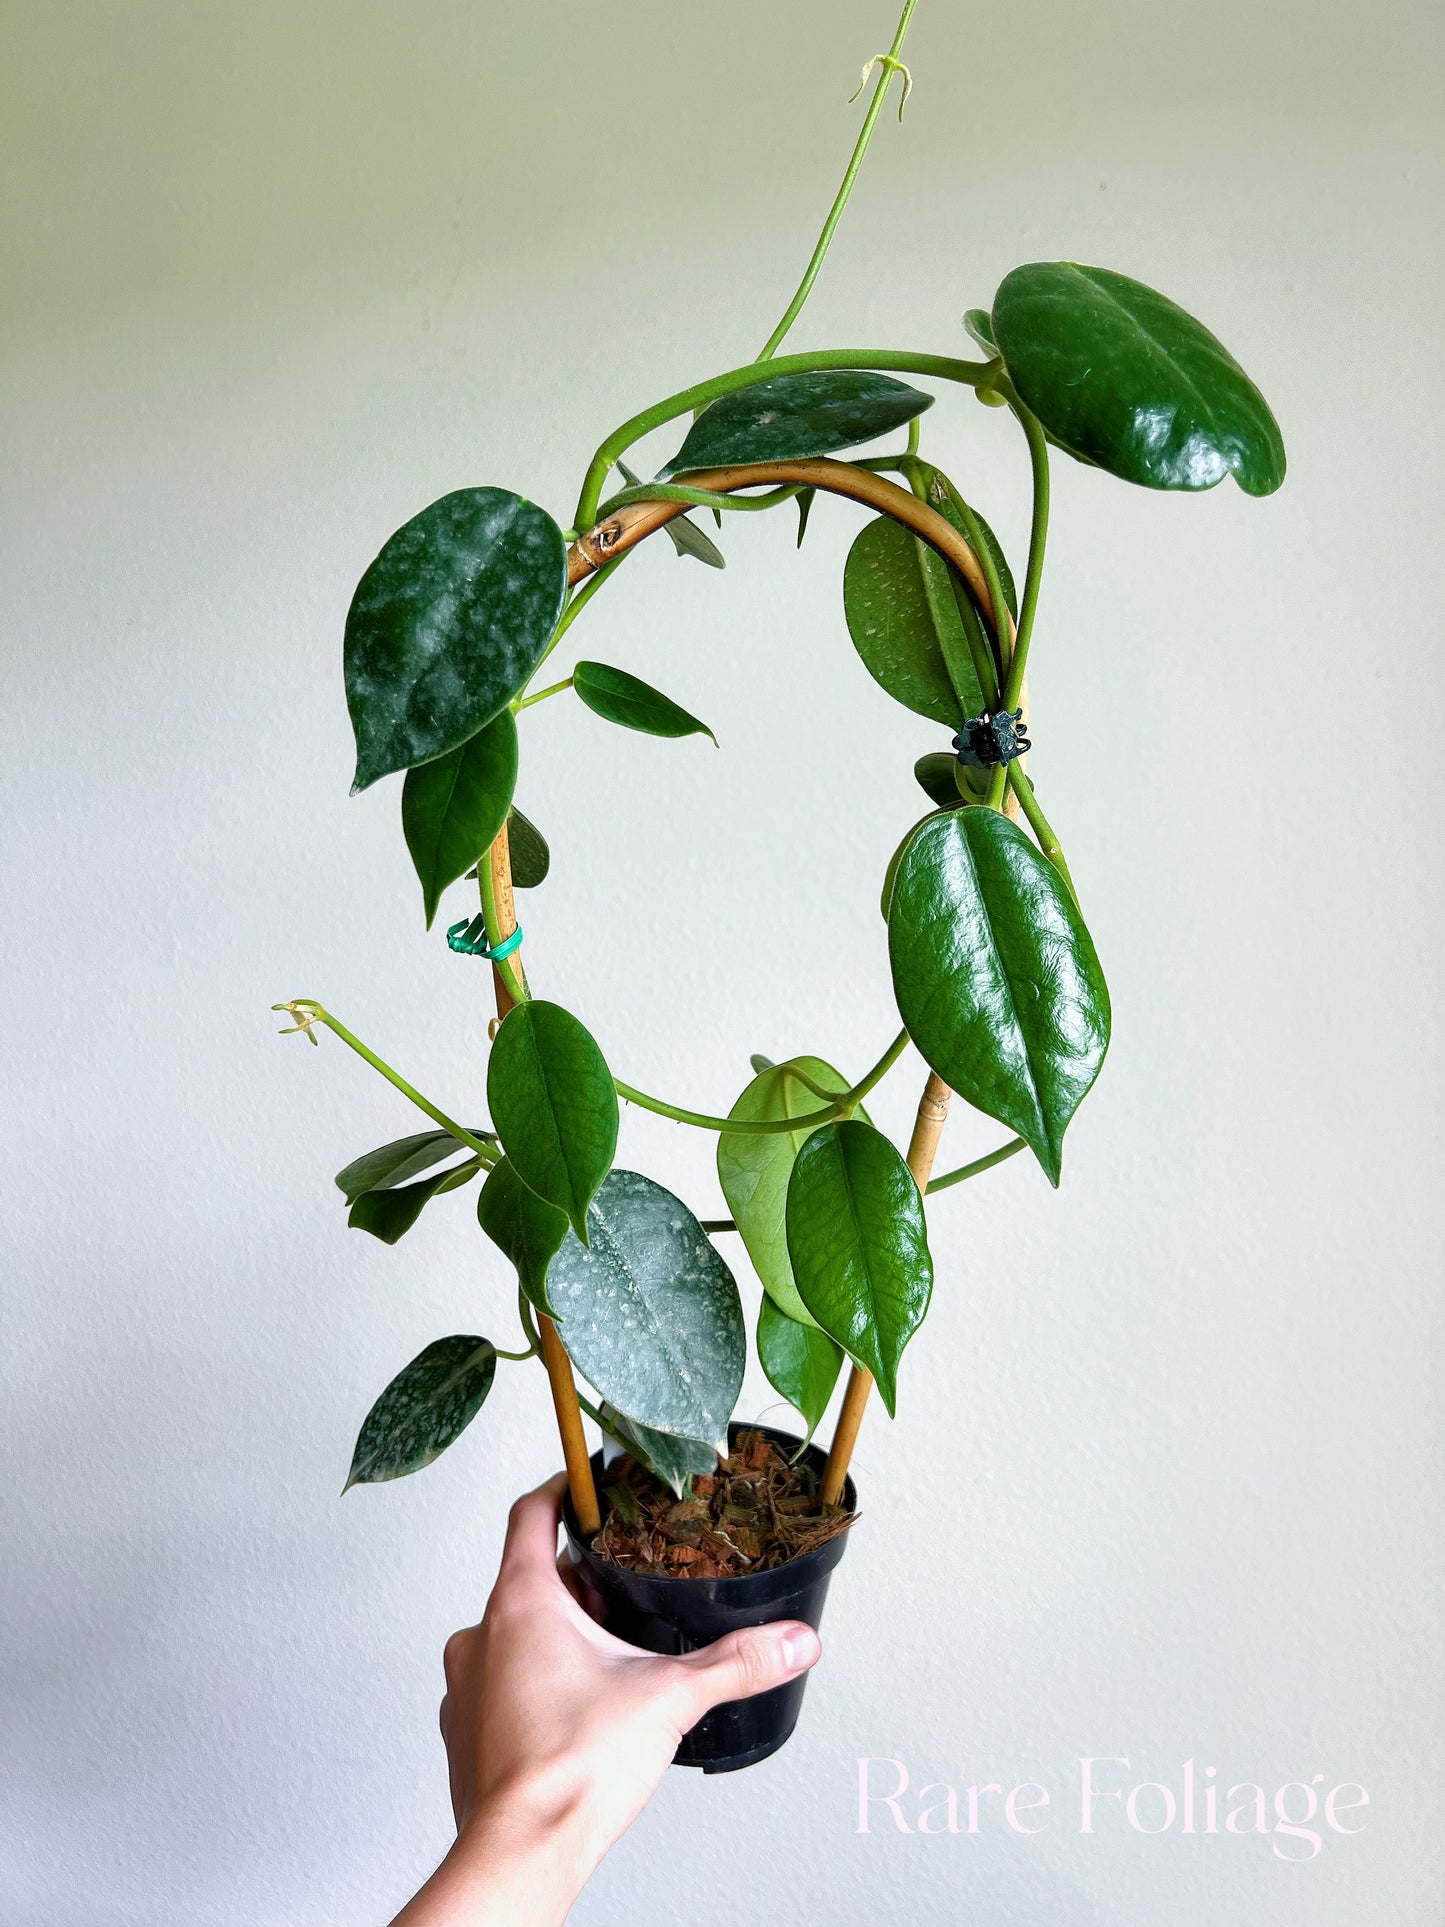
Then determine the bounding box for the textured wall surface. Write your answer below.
[3,2,1441,1921]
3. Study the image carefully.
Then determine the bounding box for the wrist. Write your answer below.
[449,1779,596,1925]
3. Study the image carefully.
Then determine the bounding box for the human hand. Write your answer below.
[390,1471,822,1926]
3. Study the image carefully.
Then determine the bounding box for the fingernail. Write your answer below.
[779,1625,820,1673]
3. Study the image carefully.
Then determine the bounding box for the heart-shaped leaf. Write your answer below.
[889,807,1110,1186]
[757,1296,843,1440]
[487,1001,618,1241]
[991,262,1286,495]
[843,515,988,726]
[334,1128,489,1205]
[347,1157,482,1243]
[784,1119,932,1417]
[344,1335,497,1488]
[476,1156,568,1319]
[661,371,932,476]
[546,1170,745,1450]
[602,1404,719,1498]
[717,1056,866,1328]
[507,807,550,889]
[345,487,567,792]
[402,710,518,928]
[573,662,716,743]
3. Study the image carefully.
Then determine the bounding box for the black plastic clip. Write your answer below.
[953,709,1031,769]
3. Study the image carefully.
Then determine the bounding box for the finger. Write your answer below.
[497,1471,568,1580]
[663,1620,821,1730]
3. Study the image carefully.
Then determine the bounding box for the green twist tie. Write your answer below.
[446,916,524,963]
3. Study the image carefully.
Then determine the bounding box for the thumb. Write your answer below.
[665,1620,821,1729]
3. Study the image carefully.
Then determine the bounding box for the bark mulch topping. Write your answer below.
[593,1427,856,1578]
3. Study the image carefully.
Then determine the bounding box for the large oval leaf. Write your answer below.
[345,487,566,793]
[843,515,986,726]
[660,371,932,476]
[992,263,1286,495]
[476,1156,568,1320]
[344,1335,497,1488]
[573,661,716,743]
[402,709,518,928]
[547,1170,745,1450]
[716,1056,867,1327]
[784,1120,932,1418]
[486,1001,618,1241]
[889,807,1110,1186]
[757,1296,843,1440]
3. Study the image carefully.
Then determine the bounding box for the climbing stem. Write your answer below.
[844,1026,910,1108]
[532,552,628,679]
[1003,395,1050,712]
[615,1079,842,1136]
[595,481,802,520]
[271,1002,497,1162]
[574,349,994,531]
[755,0,919,361]
[926,1135,1027,1193]
[1007,766,1077,902]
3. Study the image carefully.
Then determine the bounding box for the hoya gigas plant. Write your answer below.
[276,2,1284,1547]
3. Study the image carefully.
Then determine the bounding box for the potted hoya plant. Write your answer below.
[277,0,1284,1773]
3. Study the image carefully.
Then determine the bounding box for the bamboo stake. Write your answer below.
[485,823,601,1536]
[567,458,996,609]
[820,1071,952,1506]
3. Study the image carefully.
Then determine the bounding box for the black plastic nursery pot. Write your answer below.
[562,1421,858,1773]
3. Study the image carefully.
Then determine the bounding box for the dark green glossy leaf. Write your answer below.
[344,1335,497,1488]
[573,661,716,744]
[844,514,987,727]
[618,459,724,569]
[784,1120,932,1417]
[661,371,932,476]
[881,812,935,921]
[748,1052,776,1075]
[757,1296,843,1440]
[477,1157,569,1319]
[888,807,1110,1186]
[547,1170,745,1450]
[345,487,567,792]
[717,1057,866,1328]
[507,807,550,889]
[334,1128,489,1205]
[602,1403,718,1498]
[347,1157,482,1243]
[402,710,518,928]
[991,262,1286,495]
[962,308,998,354]
[486,1001,618,1241]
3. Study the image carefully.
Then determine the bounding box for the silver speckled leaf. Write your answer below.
[548,1170,744,1451]
[344,1335,496,1488]
[345,486,566,792]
